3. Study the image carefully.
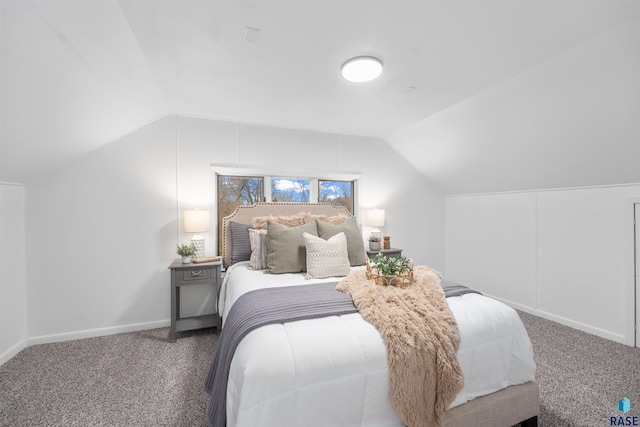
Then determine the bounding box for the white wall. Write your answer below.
[446,184,640,345]
[388,18,640,195]
[22,115,444,343]
[0,183,28,364]
[25,117,177,343]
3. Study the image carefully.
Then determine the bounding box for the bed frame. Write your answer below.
[220,202,539,426]
[443,382,538,426]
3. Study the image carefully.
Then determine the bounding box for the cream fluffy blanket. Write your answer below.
[336,266,463,427]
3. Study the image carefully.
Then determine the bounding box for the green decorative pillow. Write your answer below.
[266,220,318,274]
[316,217,366,266]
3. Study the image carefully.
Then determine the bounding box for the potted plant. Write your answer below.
[366,253,414,287]
[176,243,197,264]
[368,235,381,251]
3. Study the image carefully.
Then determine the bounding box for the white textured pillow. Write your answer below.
[248,228,268,270]
[303,232,350,279]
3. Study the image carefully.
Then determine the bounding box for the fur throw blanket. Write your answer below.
[336,266,463,427]
[252,212,349,229]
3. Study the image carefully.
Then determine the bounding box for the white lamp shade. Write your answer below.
[364,209,385,227]
[184,209,210,233]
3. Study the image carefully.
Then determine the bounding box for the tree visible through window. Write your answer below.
[216,176,264,253]
[319,180,353,212]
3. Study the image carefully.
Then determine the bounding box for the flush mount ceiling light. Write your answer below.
[341,56,383,83]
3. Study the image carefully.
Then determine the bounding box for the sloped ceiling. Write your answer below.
[1,1,638,193]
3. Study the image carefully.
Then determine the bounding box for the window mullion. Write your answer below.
[310,178,319,203]
[264,175,272,202]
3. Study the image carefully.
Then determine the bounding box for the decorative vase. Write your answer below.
[369,241,381,251]
[383,236,390,250]
[181,256,192,264]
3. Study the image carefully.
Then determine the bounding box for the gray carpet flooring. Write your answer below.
[0,313,638,426]
[0,328,217,427]
[517,311,640,427]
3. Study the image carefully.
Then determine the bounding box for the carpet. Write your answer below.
[518,311,640,426]
[1,313,639,426]
[0,328,217,426]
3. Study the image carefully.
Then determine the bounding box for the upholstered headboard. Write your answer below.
[221,202,353,269]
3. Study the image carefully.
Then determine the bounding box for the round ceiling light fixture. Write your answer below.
[341,56,383,83]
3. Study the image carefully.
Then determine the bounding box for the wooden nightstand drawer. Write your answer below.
[178,268,211,284]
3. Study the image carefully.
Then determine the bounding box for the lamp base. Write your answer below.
[191,235,206,258]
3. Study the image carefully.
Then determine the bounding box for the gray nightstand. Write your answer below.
[366,248,403,259]
[168,259,222,341]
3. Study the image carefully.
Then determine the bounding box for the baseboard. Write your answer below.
[26,319,171,346]
[0,339,28,366]
[483,294,627,345]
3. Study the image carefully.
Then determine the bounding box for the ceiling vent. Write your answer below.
[244,26,260,42]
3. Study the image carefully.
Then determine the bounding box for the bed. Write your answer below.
[205,202,539,427]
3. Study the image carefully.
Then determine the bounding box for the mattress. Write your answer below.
[217,261,536,427]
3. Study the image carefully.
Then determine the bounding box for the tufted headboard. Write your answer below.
[221,202,353,269]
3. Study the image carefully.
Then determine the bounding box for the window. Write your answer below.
[319,180,353,212]
[217,175,264,215]
[216,175,264,253]
[271,178,310,202]
[213,167,359,255]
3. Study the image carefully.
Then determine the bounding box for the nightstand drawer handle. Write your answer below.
[189,270,203,278]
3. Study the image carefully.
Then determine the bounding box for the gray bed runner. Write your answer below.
[441,279,483,298]
[203,279,480,427]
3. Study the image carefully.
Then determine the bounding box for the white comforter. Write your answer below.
[219,262,536,427]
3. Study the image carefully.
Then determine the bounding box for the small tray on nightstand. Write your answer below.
[192,256,221,264]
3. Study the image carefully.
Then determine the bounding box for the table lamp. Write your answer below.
[364,208,385,241]
[184,209,209,258]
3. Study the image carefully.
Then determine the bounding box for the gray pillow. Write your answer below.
[266,220,318,274]
[229,221,251,265]
[316,217,366,266]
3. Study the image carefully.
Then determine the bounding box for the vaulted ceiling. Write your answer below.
[1,1,638,193]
